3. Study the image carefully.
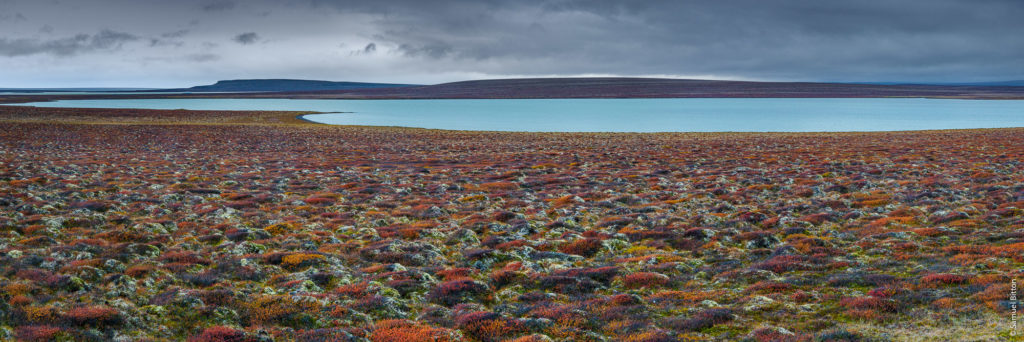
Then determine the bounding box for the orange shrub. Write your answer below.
[931,297,960,309]
[971,274,1008,286]
[477,181,518,192]
[265,222,299,236]
[973,283,1011,303]
[241,295,321,326]
[24,305,60,323]
[281,253,325,269]
[9,295,33,306]
[4,282,33,296]
[549,195,582,207]
[853,199,889,208]
[461,318,524,341]
[371,319,459,342]
[559,238,604,257]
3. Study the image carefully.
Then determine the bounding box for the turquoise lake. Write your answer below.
[14,98,1024,132]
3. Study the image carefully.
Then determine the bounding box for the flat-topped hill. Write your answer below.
[173,79,418,92]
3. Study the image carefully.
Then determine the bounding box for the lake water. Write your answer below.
[12,98,1024,132]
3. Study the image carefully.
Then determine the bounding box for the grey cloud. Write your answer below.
[2,0,1024,85]
[306,0,1024,81]
[348,42,377,56]
[0,12,27,21]
[0,29,139,57]
[161,30,190,39]
[396,43,453,59]
[150,30,189,47]
[149,39,183,47]
[91,30,138,48]
[232,32,260,45]
[202,1,235,12]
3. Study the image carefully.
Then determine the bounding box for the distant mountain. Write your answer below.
[170,79,419,92]
[7,78,1024,100]
[299,77,1024,99]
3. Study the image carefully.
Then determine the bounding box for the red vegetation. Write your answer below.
[15,325,63,342]
[371,320,458,342]
[63,305,121,327]
[919,273,970,287]
[558,238,604,257]
[427,279,491,306]
[1,106,1022,340]
[188,326,257,342]
[621,272,670,289]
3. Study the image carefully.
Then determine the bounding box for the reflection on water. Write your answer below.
[13,97,1024,132]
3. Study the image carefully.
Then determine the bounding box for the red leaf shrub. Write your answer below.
[63,305,121,327]
[15,325,62,342]
[920,273,970,287]
[559,238,604,257]
[622,272,670,289]
[188,326,257,342]
[427,279,490,306]
[370,320,458,342]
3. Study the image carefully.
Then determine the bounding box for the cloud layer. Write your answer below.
[1,0,1022,87]
[0,30,137,57]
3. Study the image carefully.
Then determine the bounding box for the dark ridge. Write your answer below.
[3,78,1024,102]
[296,77,1024,99]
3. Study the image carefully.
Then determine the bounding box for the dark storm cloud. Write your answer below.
[306,0,1024,81]
[0,29,138,57]
[2,0,1024,86]
[232,32,260,45]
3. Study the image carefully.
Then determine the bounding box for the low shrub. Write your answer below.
[188,326,257,342]
[427,279,490,306]
[621,272,670,289]
[664,308,734,332]
[370,319,459,342]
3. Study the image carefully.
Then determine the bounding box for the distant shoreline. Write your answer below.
[3,77,1024,102]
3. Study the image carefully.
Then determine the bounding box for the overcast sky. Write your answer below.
[1,0,1023,87]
